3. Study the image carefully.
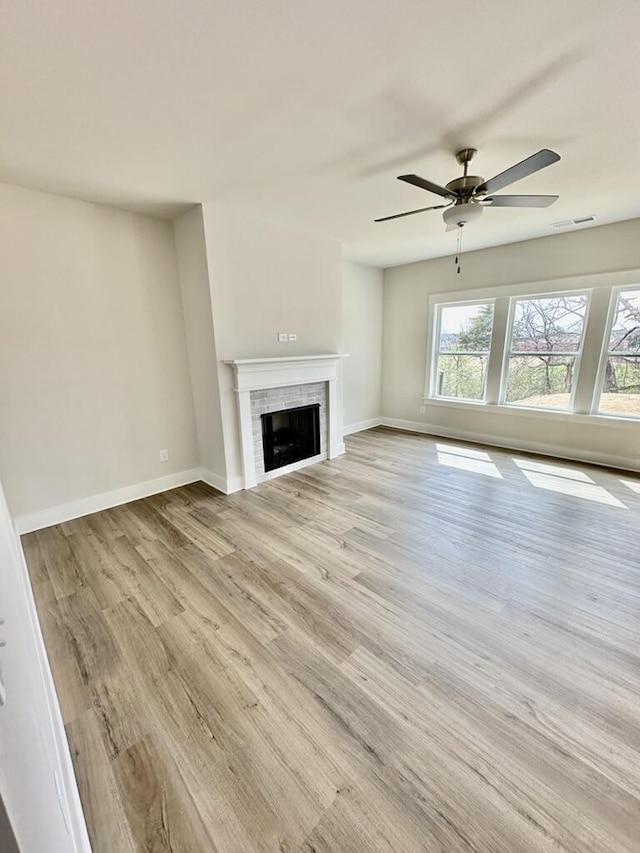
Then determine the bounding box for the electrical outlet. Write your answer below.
[159,449,169,462]
[419,405,426,414]
[288,333,297,342]
[277,332,288,342]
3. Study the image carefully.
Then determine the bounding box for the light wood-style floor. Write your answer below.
[24,428,640,852]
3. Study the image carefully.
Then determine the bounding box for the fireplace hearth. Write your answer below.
[262,404,320,472]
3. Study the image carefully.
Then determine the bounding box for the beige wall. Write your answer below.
[173,207,227,483]
[382,219,640,470]
[202,205,343,486]
[8,178,636,523]
[0,182,199,519]
[342,261,383,431]
[203,206,343,359]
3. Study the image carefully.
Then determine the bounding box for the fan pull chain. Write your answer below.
[455,225,463,274]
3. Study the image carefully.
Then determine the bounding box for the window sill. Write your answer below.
[423,397,640,429]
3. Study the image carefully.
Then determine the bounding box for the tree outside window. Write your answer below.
[503,295,588,409]
[433,303,494,400]
[598,289,640,416]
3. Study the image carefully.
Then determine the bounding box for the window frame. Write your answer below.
[592,284,640,419]
[424,270,640,425]
[429,298,496,403]
[498,289,592,412]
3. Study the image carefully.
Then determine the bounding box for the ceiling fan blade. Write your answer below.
[398,174,456,198]
[374,204,447,223]
[483,194,559,208]
[476,149,560,195]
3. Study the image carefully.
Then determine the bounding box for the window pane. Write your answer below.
[509,295,587,353]
[439,303,494,353]
[505,354,577,409]
[435,354,489,400]
[598,355,640,416]
[607,289,640,354]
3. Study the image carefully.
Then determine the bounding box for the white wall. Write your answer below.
[0,183,200,523]
[0,480,90,853]
[382,219,640,470]
[202,206,343,487]
[342,261,383,432]
[173,207,227,486]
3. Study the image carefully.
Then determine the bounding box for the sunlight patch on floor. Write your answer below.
[433,443,627,502]
[520,470,626,508]
[435,443,493,461]
[513,458,594,483]
[437,450,502,478]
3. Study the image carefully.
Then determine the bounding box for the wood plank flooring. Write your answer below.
[23,428,640,852]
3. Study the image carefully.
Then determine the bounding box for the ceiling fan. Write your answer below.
[375,148,561,230]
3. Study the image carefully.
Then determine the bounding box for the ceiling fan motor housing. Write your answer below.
[445,175,485,198]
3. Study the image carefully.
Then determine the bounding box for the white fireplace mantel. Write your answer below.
[224,354,348,489]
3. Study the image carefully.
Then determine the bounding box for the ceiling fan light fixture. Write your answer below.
[442,201,483,229]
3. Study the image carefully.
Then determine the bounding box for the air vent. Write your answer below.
[551,215,598,228]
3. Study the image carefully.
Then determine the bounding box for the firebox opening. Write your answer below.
[261,404,321,473]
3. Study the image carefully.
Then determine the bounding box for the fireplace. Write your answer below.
[261,404,320,472]
[224,355,346,489]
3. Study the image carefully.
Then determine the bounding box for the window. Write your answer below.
[502,294,588,410]
[597,288,640,417]
[432,302,494,400]
[427,281,640,421]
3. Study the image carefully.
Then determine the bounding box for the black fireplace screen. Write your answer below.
[261,404,321,473]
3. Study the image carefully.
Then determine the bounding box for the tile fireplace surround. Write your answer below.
[224,355,347,489]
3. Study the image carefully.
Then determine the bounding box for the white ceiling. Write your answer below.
[2,0,640,267]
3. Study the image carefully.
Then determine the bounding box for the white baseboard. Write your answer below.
[343,417,382,436]
[13,453,341,533]
[13,468,203,534]
[226,476,244,493]
[14,415,637,535]
[379,417,640,473]
[199,469,243,495]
